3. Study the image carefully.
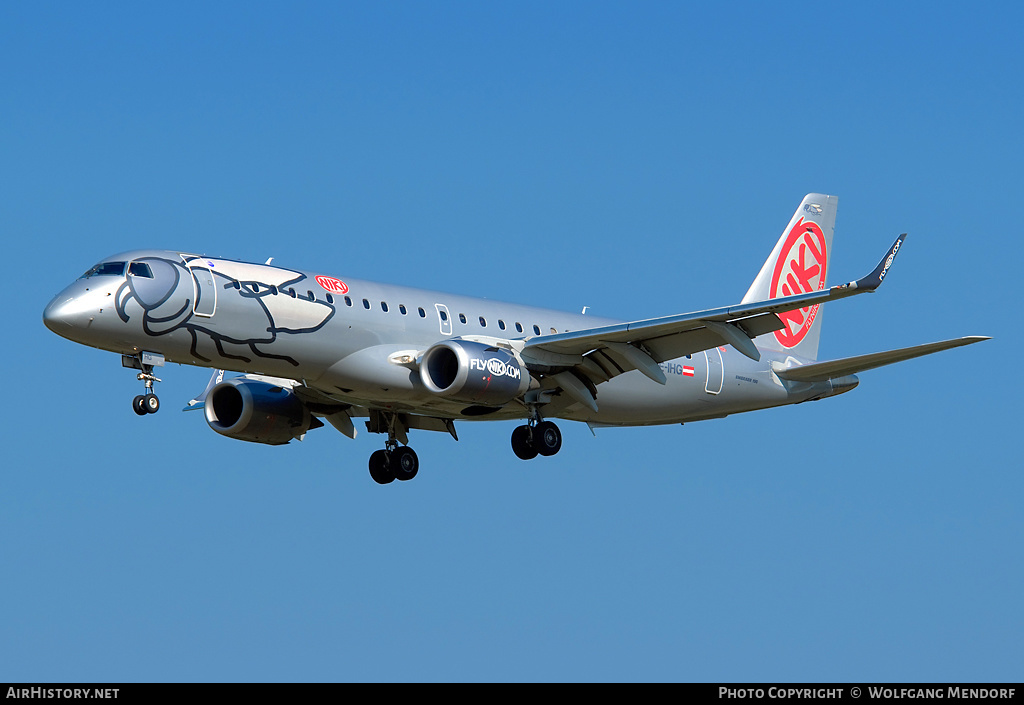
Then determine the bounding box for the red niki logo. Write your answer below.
[315,275,349,295]
[769,217,827,348]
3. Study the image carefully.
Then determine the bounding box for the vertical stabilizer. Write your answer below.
[742,194,837,360]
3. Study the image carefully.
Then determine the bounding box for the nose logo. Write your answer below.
[316,276,349,294]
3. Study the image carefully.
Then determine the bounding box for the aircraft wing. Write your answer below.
[521,234,907,398]
[774,336,990,382]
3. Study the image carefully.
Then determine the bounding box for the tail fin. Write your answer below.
[742,194,838,360]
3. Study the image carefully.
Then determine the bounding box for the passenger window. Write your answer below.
[533,325,541,335]
[400,304,407,315]
[550,327,557,334]
[252,283,260,293]
[515,322,523,333]
[289,288,296,298]
[498,320,506,330]
[479,317,486,327]
[440,310,449,322]
[418,307,426,317]
[381,302,389,312]
[363,299,370,309]
[271,285,279,296]
[128,262,153,278]
[325,293,333,303]
[344,296,352,306]
[459,314,467,324]
[307,290,315,301]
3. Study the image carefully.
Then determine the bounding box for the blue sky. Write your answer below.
[2,2,1020,682]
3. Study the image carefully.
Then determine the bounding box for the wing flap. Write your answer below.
[642,327,724,364]
[775,336,990,382]
[627,313,782,364]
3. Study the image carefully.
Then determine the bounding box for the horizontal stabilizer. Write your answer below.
[775,336,990,382]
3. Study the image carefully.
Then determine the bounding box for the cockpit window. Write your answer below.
[81,262,126,279]
[128,262,153,278]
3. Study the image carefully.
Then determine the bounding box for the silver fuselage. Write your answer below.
[43,249,845,427]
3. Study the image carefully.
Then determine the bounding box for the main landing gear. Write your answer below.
[510,420,562,460]
[368,441,419,485]
[366,411,420,484]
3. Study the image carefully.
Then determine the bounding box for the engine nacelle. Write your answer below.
[420,340,530,405]
[204,379,312,445]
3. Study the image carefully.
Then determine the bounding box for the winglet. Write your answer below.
[852,233,906,291]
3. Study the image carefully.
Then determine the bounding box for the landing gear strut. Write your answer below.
[510,418,562,460]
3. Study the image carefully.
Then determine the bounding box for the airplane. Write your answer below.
[43,194,988,484]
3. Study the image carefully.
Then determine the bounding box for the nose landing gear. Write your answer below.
[132,391,160,416]
[123,353,163,416]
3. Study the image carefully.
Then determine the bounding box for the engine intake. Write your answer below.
[420,340,530,405]
[204,379,312,445]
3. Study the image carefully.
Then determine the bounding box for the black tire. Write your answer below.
[132,395,147,416]
[369,450,395,485]
[144,394,160,414]
[392,446,419,481]
[534,421,562,456]
[511,425,539,460]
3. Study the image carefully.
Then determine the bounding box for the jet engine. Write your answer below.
[204,378,313,445]
[419,340,530,405]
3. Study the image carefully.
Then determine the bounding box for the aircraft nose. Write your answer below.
[43,296,73,332]
[43,288,96,333]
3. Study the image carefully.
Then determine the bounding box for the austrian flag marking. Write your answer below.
[682,366,695,377]
[769,217,828,348]
[315,275,349,295]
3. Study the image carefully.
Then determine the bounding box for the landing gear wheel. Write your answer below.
[392,446,419,481]
[511,425,539,460]
[369,450,395,485]
[534,421,562,457]
[143,393,160,414]
[132,395,148,416]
